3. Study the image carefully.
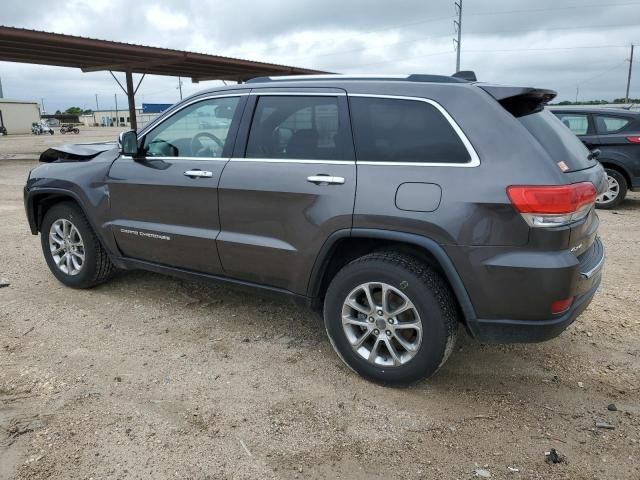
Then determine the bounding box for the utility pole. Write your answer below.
[41,98,45,114]
[94,94,99,126]
[0,76,3,98]
[125,71,137,131]
[575,87,579,104]
[114,93,118,127]
[625,44,634,104]
[177,76,183,101]
[454,0,463,72]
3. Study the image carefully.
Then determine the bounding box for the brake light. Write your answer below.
[627,136,640,143]
[507,182,596,228]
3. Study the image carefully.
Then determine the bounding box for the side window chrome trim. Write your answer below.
[230,158,354,165]
[347,93,480,168]
[120,156,229,162]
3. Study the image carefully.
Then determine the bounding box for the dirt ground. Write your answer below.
[0,157,639,480]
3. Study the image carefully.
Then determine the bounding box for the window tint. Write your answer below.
[555,114,589,135]
[143,96,239,157]
[246,96,349,160]
[520,110,592,172]
[595,115,630,134]
[348,97,471,164]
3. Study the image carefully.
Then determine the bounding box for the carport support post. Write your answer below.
[125,70,137,131]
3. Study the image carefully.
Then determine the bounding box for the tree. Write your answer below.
[612,98,640,104]
[55,110,62,115]
[83,109,93,115]
[64,107,83,115]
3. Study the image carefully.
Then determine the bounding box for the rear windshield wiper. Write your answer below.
[588,148,601,160]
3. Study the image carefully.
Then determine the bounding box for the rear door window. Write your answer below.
[521,109,593,172]
[348,96,472,164]
[554,113,589,135]
[594,115,630,134]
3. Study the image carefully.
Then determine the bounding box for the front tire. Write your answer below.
[41,202,114,288]
[596,169,627,209]
[324,251,458,385]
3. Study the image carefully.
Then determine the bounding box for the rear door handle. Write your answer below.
[184,169,213,178]
[307,175,345,185]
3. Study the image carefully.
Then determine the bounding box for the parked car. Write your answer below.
[550,107,640,208]
[24,73,606,384]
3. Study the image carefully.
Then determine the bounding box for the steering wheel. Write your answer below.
[191,132,224,157]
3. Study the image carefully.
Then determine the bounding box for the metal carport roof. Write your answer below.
[0,26,326,128]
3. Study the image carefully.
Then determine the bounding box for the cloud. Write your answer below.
[145,5,189,32]
[0,0,637,112]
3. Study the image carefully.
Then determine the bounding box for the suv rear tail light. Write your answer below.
[507,182,596,228]
[626,136,640,144]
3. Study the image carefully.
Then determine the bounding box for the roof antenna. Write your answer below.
[452,71,477,81]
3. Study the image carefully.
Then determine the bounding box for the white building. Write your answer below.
[0,99,40,134]
[79,108,162,129]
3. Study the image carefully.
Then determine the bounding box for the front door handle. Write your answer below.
[307,175,345,185]
[184,169,213,178]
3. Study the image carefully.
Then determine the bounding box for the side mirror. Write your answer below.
[118,130,139,156]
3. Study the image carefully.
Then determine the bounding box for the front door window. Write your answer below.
[142,96,240,158]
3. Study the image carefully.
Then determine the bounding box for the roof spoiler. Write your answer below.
[480,85,557,117]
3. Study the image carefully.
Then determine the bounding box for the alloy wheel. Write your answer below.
[341,282,422,367]
[49,219,85,276]
[597,173,620,205]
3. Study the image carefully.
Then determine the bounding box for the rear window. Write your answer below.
[349,97,471,164]
[520,109,593,172]
[554,113,589,135]
[595,115,630,134]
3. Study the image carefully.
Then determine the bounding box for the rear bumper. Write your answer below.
[468,236,605,343]
[473,274,600,343]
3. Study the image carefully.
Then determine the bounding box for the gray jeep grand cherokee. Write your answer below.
[24,73,607,384]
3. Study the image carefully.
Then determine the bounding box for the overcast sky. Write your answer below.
[1,0,638,112]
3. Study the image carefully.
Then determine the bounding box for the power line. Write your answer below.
[554,60,628,90]
[465,45,630,53]
[464,1,640,17]
[348,45,632,70]
[281,21,637,67]
[462,21,640,36]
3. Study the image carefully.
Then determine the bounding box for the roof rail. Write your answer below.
[246,73,471,84]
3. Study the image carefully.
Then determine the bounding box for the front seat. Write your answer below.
[285,129,318,158]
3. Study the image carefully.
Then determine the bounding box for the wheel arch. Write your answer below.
[307,228,478,332]
[599,160,631,188]
[27,189,88,234]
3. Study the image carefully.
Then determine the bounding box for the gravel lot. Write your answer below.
[0,127,121,159]
[1,153,639,479]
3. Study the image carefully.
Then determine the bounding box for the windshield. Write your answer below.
[519,109,594,172]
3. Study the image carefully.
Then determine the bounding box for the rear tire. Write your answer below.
[41,202,114,289]
[596,168,627,209]
[323,251,458,385]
